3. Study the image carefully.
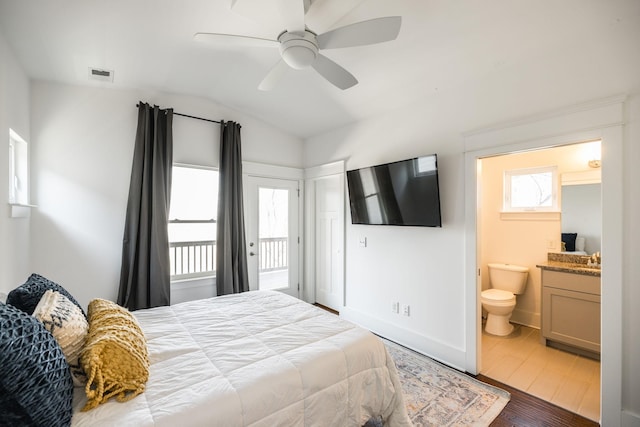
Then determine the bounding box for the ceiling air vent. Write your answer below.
[88,67,114,82]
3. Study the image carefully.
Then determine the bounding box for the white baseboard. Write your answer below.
[511,308,541,329]
[623,410,640,427]
[340,306,467,371]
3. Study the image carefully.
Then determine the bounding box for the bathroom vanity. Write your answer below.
[537,253,601,359]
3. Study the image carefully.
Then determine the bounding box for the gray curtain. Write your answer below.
[117,102,173,310]
[216,121,249,295]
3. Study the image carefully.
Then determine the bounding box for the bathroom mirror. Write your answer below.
[560,170,601,254]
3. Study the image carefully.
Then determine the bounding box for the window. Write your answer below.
[8,129,29,205]
[503,166,558,212]
[168,164,219,280]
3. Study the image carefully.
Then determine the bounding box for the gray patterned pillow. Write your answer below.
[33,290,89,386]
[7,273,86,318]
[0,301,73,426]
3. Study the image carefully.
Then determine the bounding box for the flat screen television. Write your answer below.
[346,154,442,227]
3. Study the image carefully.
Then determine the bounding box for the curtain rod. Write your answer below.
[135,103,221,124]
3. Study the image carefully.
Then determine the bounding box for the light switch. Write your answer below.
[359,237,367,248]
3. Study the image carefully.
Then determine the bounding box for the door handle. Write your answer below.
[249,252,256,256]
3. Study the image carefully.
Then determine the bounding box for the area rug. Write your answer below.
[379,339,510,426]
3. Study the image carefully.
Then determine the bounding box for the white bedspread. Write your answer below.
[71,291,411,426]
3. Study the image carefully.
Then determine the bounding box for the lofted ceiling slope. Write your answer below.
[0,0,637,139]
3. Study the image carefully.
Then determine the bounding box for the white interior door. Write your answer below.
[313,174,344,311]
[244,176,299,299]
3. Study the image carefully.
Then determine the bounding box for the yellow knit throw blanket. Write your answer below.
[80,298,149,411]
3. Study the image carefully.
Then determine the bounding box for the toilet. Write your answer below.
[481,263,529,336]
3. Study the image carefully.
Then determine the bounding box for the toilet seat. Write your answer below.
[481,289,515,303]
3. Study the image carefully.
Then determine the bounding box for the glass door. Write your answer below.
[244,176,299,298]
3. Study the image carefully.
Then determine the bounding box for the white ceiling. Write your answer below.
[0,0,637,139]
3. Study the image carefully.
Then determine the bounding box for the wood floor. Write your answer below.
[476,375,600,427]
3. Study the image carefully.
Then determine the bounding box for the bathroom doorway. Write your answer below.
[463,97,624,425]
[476,143,601,421]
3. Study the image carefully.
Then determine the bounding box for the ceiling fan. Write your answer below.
[194,0,401,90]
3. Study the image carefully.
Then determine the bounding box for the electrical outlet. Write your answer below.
[402,304,410,317]
[391,302,399,313]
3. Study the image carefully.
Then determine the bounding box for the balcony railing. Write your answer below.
[258,237,288,272]
[170,237,288,280]
[170,240,216,279]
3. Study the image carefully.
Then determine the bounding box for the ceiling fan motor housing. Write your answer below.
[278,30,319,69]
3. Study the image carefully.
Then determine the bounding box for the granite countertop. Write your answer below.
[536,261,601,277]
[536,252,601,276]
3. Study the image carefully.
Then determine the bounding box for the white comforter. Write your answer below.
[71,291,411,426]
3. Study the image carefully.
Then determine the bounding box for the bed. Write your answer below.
[67,290,411,426]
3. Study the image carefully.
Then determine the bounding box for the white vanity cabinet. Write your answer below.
[540,268,601,356]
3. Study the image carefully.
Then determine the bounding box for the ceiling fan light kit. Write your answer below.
[278,31,318,70]
[196,1,402,90]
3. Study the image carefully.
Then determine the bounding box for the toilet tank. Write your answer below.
[488,263,529,294]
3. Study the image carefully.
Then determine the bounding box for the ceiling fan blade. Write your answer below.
[303,0,312,14]
[305,0,367,32]
[312,54,357,90]
[317,16,401,49]
[279,0,306,33]
[258,59,290,91]
[194,32,278,49]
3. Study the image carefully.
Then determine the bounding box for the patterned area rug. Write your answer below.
[379,339,510,426]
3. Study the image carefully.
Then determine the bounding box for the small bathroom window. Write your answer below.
[503,166,558,212]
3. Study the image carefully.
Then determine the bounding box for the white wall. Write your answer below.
[29,81,303,309]
[0,31,30,294]
[305,50,640,427]
[622,93,640,427]
[306,107,469,367]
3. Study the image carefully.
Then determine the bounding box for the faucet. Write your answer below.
[587,252,601,267]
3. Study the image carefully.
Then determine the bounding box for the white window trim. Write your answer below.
[8,128,30,205]
[8,129,35,217]
[502,165,559,213]
[8,135,16,204]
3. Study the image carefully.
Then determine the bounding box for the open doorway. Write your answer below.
[476,142,601,421]
[462,96,624,426]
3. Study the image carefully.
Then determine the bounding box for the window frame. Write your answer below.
[8,129,29,205]
[8,136,15,203]
[503,165,559,212]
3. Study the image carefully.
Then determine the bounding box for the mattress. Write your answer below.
[71,291,411,426]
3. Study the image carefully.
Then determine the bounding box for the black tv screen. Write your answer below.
[346,154,442,227]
